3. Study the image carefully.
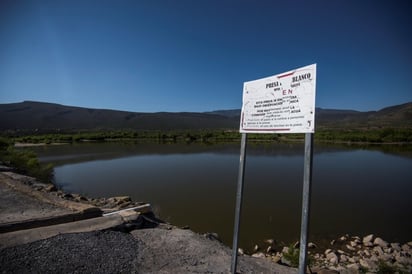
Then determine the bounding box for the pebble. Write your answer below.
[373,237,388,248]
[274,234,412,273]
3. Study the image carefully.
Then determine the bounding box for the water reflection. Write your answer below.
[34,143,412,250]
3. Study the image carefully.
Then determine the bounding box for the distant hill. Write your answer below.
[315,102,412,129]
[0,101,238,132]
[0,101,411,133]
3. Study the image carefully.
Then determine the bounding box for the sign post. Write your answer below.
[231,64,316,273]
[230,133,247,274]
[298,132,314,274]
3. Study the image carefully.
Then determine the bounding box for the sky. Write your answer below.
[1,0,411,113]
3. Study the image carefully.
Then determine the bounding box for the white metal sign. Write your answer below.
[240,64,316,133]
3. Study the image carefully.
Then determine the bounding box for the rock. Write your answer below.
[339,235,348,241]
[318,269,339,274]
[373,237,388,248]
[271,255,281,263]
[280,256,292,266]
[63,193,74,199]
[251,252,266,258]
[395,254,409,265]
[264,238,274,245]
[330,239,336,245]
[362,234,374,245]
[346,263,359,270]
[266,246,274,253]
[325,249,332,255]
[340,254,348,262]
[373,246,384,256]
[45,184,57,192]
[293,241,300,248]
[308,242,317,249]
[326,252,339,264]
[282,246,289,254]
[346,244,356,251]
[359,258,378,272]
[348,256,357,263]
[204,232,221,242]
[337,249,345,255]
[237,248,244,255]
[370,255,379,262]
[118,201,132,209]
[253,244,259,253]
[401,244,411,252]
[349,240,358,247]
[359,258,369,268]
[390,243,401,251]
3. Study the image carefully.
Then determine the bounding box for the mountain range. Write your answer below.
[0,101,411,132]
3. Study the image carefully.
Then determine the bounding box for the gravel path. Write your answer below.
[0,228,296,274]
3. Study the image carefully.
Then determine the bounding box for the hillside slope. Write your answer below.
[0,101,411,132]
[0,101,238,131]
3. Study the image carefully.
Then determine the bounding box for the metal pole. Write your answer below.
[230,133,248,274]
[298,133,314,274]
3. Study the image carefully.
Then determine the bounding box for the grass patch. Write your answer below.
[0,137,54,183]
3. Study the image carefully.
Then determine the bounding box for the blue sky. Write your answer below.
[1,0,411,112]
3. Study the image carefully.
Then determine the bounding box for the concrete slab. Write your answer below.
[0,172,102,233]
[0,211,141,249]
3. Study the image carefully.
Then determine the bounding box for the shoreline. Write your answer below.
[1,168,411,273]
[0,169,295,273]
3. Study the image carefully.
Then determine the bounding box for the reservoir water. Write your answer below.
[33,142,412,250]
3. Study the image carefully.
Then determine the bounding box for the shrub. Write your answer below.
[0,141,54,183]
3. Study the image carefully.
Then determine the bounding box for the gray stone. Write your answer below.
[359,258,378,272]
[401,243,411,252]
[253,244,259,252]
[346,244,356,251]
[308,242,317,248]
[316,269,339,274]
[252,252,266,258]
[271,255,281,263]
[346,263,359,270]
[395,254,409,265]
[264,238,274,245]
[373,246,384,256]
[280,255,292,266]
[390,242,401,251]
[373,237,388,248]
[348,256,357,263]
[359,258,369,269]
[370,255,379,262]
[45,184,57,192]
[293,241,300,248]
[362,234,374,244]
[326,252,339,264]
[324,248,332,255]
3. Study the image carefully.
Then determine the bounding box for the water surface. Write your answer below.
[34,142,412,250]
